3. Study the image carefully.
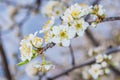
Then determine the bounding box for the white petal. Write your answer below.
[62,39,70,47]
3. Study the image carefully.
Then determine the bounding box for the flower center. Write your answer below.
[59,31,68,39]
[71,9,80,17]
[75,23,82,30]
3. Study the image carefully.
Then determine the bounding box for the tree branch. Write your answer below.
[39,42,55,54]
[109,65,120,75]
[47,46,120,80]
[0,32,12,80]
[102,17,120,22]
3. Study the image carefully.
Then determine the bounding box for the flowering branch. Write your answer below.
[47,46,120,80]
[88,16,120,24]
[16,0,120,79]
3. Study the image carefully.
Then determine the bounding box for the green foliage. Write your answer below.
[17,60,29,66]
[17,51,38,66]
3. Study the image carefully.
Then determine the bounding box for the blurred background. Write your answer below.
[0,0,120,80]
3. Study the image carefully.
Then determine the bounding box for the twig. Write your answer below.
[102,17,120,22]
[0,31,12,80]
[39,42,55,54]
[85,0,101,47]
[47,46,120,80]
[85,29,99,46]
[86,17,120,46]
[109,65,120,75]
[92,0,101,6]
[69,44,75,66]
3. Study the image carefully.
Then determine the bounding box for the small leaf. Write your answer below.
[17,53,38,66]
[17,60,29,66]
[32,50,36,53]
[32,53,38,59]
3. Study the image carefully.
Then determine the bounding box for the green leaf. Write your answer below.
[17,60,29,66]
[32,53,38,59]
[17,54,38,66]
[32,50,36,53]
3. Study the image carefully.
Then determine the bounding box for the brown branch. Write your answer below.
[0,32,12,80]
[85,0,101,47]
[86,17,120,46]
[39,42,55,54]
[47,46,120,80]
[102,17,120,22]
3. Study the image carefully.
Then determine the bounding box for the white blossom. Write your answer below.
[96,54,104,63]
[108,55,112,60]
[62,3,92,23]
[103,54,112,60]
[72,18,89,36]
[33,63,55,73]
[41,1,66,18]
[31,37,43,48]
[82,71,91,80]
[97,5,105,16]
[25,62,39,77]
[49,24,76,46]
[91,5,105,17]
[105,68,110,74]
[39,17,55,34]
[19,32,43,61]
[101,61,107,68]
[20,40,33,61]
[89,64,103,79]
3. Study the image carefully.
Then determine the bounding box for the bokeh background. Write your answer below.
[0,0,120,80]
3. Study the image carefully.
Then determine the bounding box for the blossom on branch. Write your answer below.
[18,32,43,65]
[89,64,103,79]
[41,1,67,18]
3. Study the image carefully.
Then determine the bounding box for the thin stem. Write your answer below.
[102,17,120,22]
[69,44,75,66]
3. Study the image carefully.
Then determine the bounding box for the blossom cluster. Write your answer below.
[41,0,67,18]
[89,54,112,79]
[82,54,112,80]
[40,4,105,47]
[18,3,106,73]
